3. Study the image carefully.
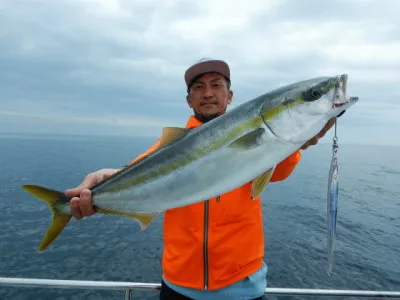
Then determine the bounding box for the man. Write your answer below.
[66,58,336,299]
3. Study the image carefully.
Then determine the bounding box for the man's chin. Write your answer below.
[194,110,224,122]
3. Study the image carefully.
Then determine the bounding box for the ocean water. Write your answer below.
[0,133,399,300]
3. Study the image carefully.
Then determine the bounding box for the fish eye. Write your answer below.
[304,89,322,102]
[311,89,321,99]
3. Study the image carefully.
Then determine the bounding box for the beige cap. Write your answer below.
[184,57,230,87]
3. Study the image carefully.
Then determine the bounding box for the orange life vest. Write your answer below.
[129,115,302,290]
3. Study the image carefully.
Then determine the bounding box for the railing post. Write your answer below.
[124,289,132,300]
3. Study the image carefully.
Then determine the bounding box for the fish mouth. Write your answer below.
[333,96,358,108]
[332,74,348,107]
[333,103,346,108]
[331,74,359,111]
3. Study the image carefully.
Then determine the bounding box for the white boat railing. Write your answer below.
[1,277,400,299]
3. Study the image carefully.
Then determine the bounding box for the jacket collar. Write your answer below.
[185,115,204,129]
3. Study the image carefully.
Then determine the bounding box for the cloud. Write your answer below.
[0,0,399,145]
[0,109,170,127]
[0,107,177,137]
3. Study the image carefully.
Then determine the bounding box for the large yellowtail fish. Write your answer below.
[22,74,358,252]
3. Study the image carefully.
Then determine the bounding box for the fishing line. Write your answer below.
[333,119,338,148]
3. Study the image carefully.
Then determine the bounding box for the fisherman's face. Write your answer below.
[186,72,233,119]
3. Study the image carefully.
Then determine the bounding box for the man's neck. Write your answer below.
[194,111,225,123]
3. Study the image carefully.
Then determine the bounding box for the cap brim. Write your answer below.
[185,60,230,86]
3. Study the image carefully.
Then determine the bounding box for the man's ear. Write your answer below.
[186,95,192,108]
[227,90,233,105]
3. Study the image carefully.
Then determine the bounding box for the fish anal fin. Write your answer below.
[251,168,274,199]
[159,127,190,148]
[228,128,265,151]
[97,208,158,230]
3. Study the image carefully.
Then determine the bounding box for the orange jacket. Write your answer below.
[129,115,302,290]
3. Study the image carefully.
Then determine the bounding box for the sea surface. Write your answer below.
[0,133,399,300]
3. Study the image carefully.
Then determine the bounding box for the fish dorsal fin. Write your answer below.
[110,127,189,177]
[159,127,190,148]
[228,128,265,151]
[251,168,274,199]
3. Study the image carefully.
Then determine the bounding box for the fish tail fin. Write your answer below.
[22,185,71,252]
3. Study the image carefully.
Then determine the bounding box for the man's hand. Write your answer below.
[301,117,336,150]
[65,168,120,220]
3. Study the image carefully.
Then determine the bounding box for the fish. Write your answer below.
[22,74,359,252]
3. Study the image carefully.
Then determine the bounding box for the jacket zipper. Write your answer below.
[203,199,209,290]
[203,196,220,290]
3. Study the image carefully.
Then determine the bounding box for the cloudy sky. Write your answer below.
[1,0,399,146]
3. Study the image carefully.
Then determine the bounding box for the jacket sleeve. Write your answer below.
[128,139,161,166]
[270,149,302,182]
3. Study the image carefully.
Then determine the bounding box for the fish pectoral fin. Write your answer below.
[228,128,265,151]
[251,168,274,199]
[159,127,190,147]
[21,185,71,252]
[97,208,159,230]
